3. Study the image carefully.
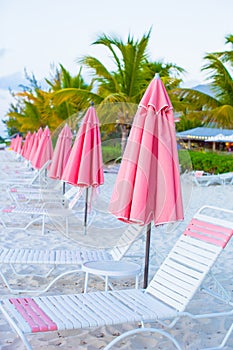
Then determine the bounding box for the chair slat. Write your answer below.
[169,251,213,272]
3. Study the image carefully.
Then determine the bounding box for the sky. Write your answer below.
[0,0,232,137]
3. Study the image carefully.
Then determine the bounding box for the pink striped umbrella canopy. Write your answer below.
[24,131,36,160]
[9,138,15,150]
[10,136,16,151]
[21,131,31,158]
[11,134,21,153]
[62,106,104,188]
[109,75,184,286]
[62,105,104,232]
[29,127,43,164]
[48,124,73,180]
[31,126,53,170]
[15,135,22,154]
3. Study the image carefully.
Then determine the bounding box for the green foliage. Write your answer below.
[177,34,233,130]
[101,143,121,164]
[4,31,232,140]
[178,150,193,173]
[5,65,92,135]
[176,114,203,132]
[184,150,233,174]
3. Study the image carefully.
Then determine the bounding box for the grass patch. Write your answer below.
[102,144,122,164]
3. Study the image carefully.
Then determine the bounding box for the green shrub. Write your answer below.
[101,146,233,174]
[183,150,233,174]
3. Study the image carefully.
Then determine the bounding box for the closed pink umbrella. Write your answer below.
[24,131,36,161]
[31,126,53,170]
[14,135,22,154]
[21,131,31,159]
[9,137,15,150]
[62,104,104,233]
[48,124,73,193]
[10,136,17,151]
[29,127,43,164]
[109,75,184,287]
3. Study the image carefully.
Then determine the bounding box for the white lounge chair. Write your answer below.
[192,170,223,186]
[0,224,143,293]
[219,172,233,185]
[6,183,76,206]
[0,159,52,188]
[1,205,233,350]
[0,186,84,235]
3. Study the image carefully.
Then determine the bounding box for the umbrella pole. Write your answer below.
[62,182,66,206]
[143,222,151,289]
[84,187,89,235]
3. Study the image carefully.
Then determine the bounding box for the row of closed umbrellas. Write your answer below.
[10,107,104,188]
[9,75,184,287]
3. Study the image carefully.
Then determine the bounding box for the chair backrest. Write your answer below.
[67,187,84,209]
[194,170,204,177]
[63,186,80,201]
[29,159,52,185]
[110,224,144,261]
[146,206,233,312]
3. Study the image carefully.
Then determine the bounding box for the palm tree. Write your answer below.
[177,34,233,129]
[88,31,153,152]
[54,30,185,153]
[52,31,152,153]
[5,73,54,134]
[48,64,92,117]
[5,65,91,135]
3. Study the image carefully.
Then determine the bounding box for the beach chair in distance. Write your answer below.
[5,180,62,205]
[219,172,233,185]
[192,170,223,187]
[6,183,77,206]
[0,224,144,294]
[0,159,52,188]
[0,186,84,236]
[1,205,233,350]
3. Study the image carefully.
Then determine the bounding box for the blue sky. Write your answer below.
[0,0,232,136]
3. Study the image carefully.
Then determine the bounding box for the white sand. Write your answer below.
[0,150,233,349]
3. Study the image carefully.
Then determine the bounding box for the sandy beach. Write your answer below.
[0,150,233,349]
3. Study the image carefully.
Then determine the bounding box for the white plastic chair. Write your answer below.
[0,159,52,188]
[0,224,144,293]
[0,186,84,235]
[1,206,233,349]
[192,170,223,186]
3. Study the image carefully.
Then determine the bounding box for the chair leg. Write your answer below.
[0,301,33,350]
[104,327,182,350]
[0,267,81,294]
[65,217,69,236]
[200,321,233,349]
[0,215,43,232]
[42,215,45,235]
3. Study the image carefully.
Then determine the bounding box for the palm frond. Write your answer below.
[92,33,124,78]
[59,64,73,88]
[207,34,233,69]
[90,30,151,99]
[120,31,151,98]
[99,92,128,104]
[80,56,120,93]
[175,87,220,109]
[52,88,103,107]
[202,53,233,104]
[204,105,233,129]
